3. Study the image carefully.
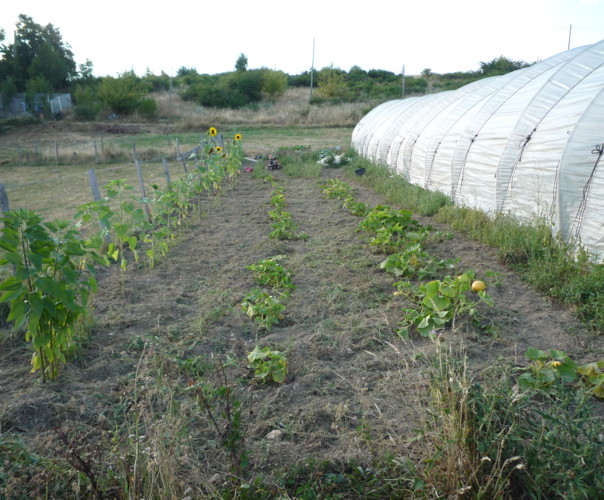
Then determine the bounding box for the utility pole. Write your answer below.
[169,74,173,116]
[401,65,405,98]
[310,38,315,102]
[568,24,572,50]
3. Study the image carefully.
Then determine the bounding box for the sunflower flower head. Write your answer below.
[215,146,223,154]
[209,127,217,137]
[234,133,242,141]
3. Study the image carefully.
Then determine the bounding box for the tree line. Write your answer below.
[0,14,531,121]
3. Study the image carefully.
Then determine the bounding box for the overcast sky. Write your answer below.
[2,0,604,77]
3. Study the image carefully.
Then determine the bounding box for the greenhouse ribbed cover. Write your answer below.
[352,40,604,260]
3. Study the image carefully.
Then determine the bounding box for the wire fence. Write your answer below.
[0,132,224,222]
[0,129,210,167]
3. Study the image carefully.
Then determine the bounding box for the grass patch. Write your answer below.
[281,152,323,178]
[344,157,452,216]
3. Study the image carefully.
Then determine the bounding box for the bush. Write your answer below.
[97,71,151,115]
[137,97,157,118]
[262,70,288,101]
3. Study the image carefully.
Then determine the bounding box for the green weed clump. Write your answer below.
[417,341,604,499]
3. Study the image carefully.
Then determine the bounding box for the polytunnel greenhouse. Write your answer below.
[352,40,604,260]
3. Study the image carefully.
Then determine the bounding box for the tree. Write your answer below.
[24,75,52,115]
[480,56,529,76]
[235,53,248,72]
[261,70,288,101]
[317,66,348,99]
[176,66,197,77]
[97,71,150,115]
[0,14,76,91]
[0,77,18,113]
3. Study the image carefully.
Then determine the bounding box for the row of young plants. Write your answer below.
[0,127,244,381]
[322,177,603,395]
[179,182,309,491]
[320,175,604,497]
[240,182,310,385]
[321,178,495,338]
[267,185,308,241]
[348,156,604,332]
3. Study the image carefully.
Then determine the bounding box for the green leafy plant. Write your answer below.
[269,212,308,241]
[517,348,578,393]
[380,242,456,280]
[246,255,295,292]
[241,288,285,331]
[266,188,308,241]
[320,178,353,200]
[0,209,103,380]
[341,196,369,217]
[359,205,427,253]
[247,346,288,384]
[270,190,287,210]
[578,359,604,398]
[103,179,144,291]
[396,271,494,338]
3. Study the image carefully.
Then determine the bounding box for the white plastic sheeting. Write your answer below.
[351,41,604,260]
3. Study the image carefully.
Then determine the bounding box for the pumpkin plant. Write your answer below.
[241,288,285,331]
[246,255,295,292]
[396,271,494,338]
[321,178,353,201]
[517,348,578,394]
[359,205,427,253]
[0,209,104,380]
[379,242,456,280]
[578,359,604,399]
[247,346,287,384]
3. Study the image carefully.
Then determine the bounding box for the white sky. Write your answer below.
[2,0,604,77]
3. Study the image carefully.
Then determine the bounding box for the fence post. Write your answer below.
[94,139,99,164]
[88,169,102,201]
[162,157,171,185]
[55,141,59,165]
[87,169,111,242]
[135,159,151,219]
[0,184,10,214]
[176,138,188,173]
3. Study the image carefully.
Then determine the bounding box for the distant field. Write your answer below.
[0,124,354,221]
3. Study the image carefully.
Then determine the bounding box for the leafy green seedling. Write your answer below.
[247,346,287,384]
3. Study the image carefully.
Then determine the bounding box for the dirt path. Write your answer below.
[1,162,602,495]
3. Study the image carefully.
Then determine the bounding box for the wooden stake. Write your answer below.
[0,184,10,214]
[162,157,171,185]
[88,169,102,201]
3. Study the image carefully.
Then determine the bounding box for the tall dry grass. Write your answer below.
[155,87,380,128]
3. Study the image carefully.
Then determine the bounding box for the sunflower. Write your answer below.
[209,127,217,137]
[234,133,242,141]
[215,146,223,153]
